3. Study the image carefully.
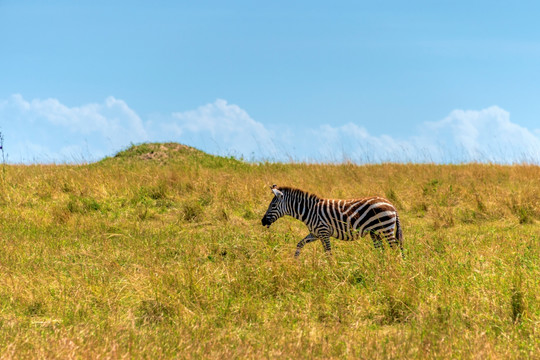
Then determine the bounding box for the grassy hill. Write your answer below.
[0,143,538,359]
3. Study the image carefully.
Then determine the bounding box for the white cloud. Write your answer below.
[160,99,278,159]
[275,106,540,164]
[276,106,540,164]
[0,94,148,162]
[6,94,147,141]
[0,94,539,164]
[307,123,414,163]
[416,106,540,163]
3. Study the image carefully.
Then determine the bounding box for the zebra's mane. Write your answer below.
[278,187,320,200]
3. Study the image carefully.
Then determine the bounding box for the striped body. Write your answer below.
[262,187,403,257]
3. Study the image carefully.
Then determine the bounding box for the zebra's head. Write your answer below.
[261,185,286,228]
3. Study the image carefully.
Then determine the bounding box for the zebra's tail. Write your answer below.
[395,213,404,258]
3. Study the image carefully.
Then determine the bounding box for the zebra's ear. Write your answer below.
[272,187,283,198]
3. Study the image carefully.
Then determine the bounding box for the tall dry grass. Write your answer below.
[0,143,538,359]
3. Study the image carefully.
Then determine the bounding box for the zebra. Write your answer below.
[261,185,403,257]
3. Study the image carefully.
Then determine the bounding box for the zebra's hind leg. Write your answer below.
[295,233,317,257]
[378,228,398,250]
[381,228,404,258]
[370,231,384,250]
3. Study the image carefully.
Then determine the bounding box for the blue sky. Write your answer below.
[1,1,540,163]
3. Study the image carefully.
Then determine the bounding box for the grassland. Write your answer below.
[0,142,538,359]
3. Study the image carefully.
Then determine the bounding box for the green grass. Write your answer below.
[0,143,538,358]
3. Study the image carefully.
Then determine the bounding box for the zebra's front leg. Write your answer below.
[295,233,317,257]
[320,236,332,256]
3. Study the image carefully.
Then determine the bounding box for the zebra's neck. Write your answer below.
[282,188,319,225]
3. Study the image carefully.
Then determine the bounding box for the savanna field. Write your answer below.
[0,143,539,359]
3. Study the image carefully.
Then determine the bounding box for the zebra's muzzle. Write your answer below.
[261,217,272,228]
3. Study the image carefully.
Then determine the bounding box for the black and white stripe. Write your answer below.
[261,185,403,257]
